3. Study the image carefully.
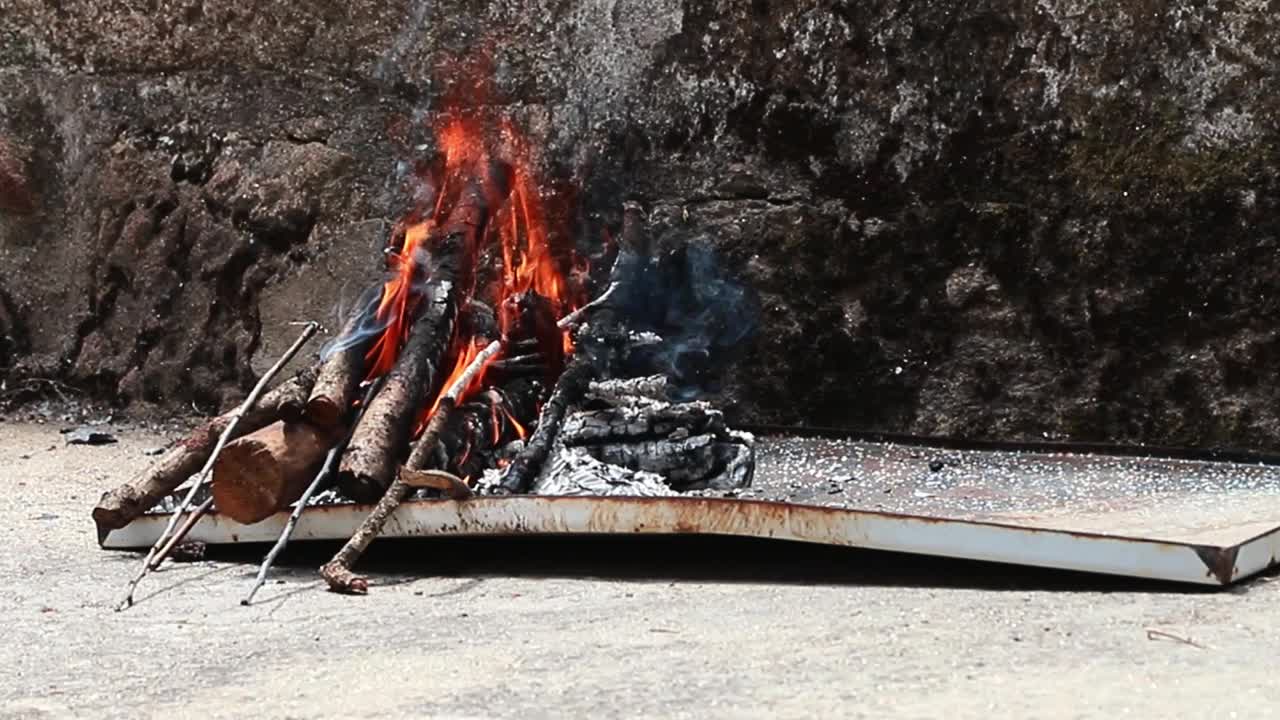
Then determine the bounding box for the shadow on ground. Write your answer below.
[186,534,1246,595]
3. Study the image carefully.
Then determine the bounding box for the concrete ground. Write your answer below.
[2,419,1278,719]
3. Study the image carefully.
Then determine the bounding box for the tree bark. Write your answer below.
[335,280,455,503]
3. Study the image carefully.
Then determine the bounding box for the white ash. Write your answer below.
[528,447,674,497]
[627,330,664,347]
[586,375,671,407]
[483,374,754,496]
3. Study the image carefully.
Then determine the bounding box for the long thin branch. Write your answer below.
[241,380,384,606]
[117,321,320,610]
[559,283,617,329]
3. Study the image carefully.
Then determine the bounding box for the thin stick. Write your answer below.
[148,497,215,570]
[117,321,320,610]
[1145,628,1207,650]
[241,381,383,606]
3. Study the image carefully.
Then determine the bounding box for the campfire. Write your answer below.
[93,103,757,604]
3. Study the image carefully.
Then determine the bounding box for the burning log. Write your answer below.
[92,363,319,537]
[212,420,346,525]
[439,382,539,480]
[306,289,378,428]
[336,279,455,503]
[500,289,565,384]
[336,164,508,502]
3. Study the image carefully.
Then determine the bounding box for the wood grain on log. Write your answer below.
[91,365,318,539]
[212,419,345,524]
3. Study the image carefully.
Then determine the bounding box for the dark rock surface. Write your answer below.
[1,1,1277,448]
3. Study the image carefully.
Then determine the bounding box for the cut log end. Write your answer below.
[212,420,342,525]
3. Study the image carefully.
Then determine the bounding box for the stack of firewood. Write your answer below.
[95,191,755,603]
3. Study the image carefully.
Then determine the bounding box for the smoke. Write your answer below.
[613,241,757,400]
[318,285,384,362]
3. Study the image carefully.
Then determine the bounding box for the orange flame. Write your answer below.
[366,106,587,443]
[364,115,493,380]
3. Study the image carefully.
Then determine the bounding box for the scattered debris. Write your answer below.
[168,541,208,563]
[64,427,118,445]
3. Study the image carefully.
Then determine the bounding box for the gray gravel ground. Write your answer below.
[3,420,1280,719]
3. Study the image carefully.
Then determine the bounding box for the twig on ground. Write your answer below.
[117,321,320,610]
[1145,628,1207,650]
[241,380,384,606]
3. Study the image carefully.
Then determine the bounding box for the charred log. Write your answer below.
[529,376,755,494]
[500,289,564,384]
[494,204,647,494]
[92,365,318,537]
[496,351,595,494]
[435,380,541,480]
[212,419,346,525]
[336,279,455,503]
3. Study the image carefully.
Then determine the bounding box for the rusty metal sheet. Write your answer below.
[101,436,1280,586]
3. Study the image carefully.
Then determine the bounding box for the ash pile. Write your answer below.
[92,111,757,600]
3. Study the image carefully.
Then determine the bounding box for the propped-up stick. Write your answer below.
[317,286,618,594]
[117,321,320,610]
[241,380,384,606]
[320,340,503,594]
[306,288,378,428]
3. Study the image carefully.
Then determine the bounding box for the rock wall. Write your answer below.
[1,1,1278,447]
